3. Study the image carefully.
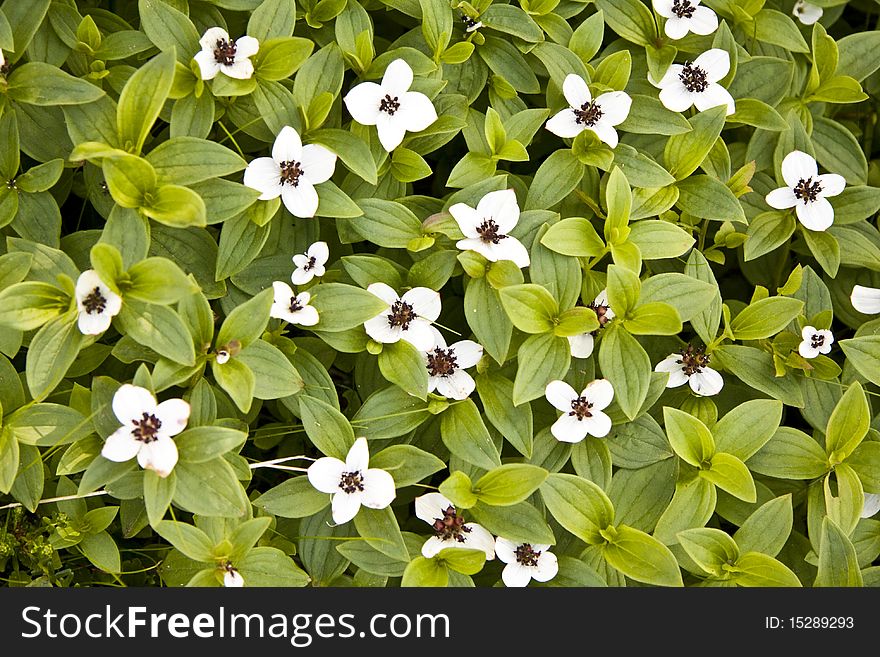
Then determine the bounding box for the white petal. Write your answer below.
[415,492,453,525]
[346,436,370,472]
[113,384,156,425]
[546,109,585,139]
[689,6,719,35]
[367,282,399,306]
[331,492,362,524]
[300,144,337,185]
[234,36,259,59]
[375,112,408,152]
[307,457,346,494]
[533,551,559,582]
[221,59,254,80]
[194,50,221,80]
[450,340,483,368]
[562,74,592,108]
[568,332,595,358]
[243,158,282,199]
[693,83,735,115]
[78,310,112,335]
[224,570,245,587]
[75,269,109,299]
[663,16,691,40]
[480,236,530,268]
[463,523,496,560]
[551,413,589,443]
[655,355,688,387]
[817,329,834,347]
[765,187,798,209]
[361,468,396,509]
[795,197,834,232]
[861,493,880,518]
[136,435,178,478]
[154,398,190,437]
[291,267,315,286]
[280,179,319,218]
[545,380,577,411]
[308,241,330,265]
[583,378,614,410]
[399,92,438,133]
[656,64,684,89]
[402,287,442,321]
[421,536,449,558]
[801,325,817,340]
[401,319,436,351]
[594,289,610,307]
[199,27,230,51]
[344,82,385,126]
[476,189,519,234]
[101,427,141,463]
[595,91,632,126]
[694,49,730,83]
[435,370,476,400]
[582,410,612,438]
[794,1,823,24]
[272,126,303,164]
[290,305,319,326]
[428,326,447,350]
[652,0,675,18]
[798,340,820,359]
[851,285,880,314]
[817,173,846,198]
[502,563,534,587]
[781,151,818,188]
[589,122,619,149]
[659,85,695,112]
[272,280,295,307]
[690,367,724,396]
[364,315,401,344]
[449,203,483,238]
[494,537,518,564]
[381,58,414,96]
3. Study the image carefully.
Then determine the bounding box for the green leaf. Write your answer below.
[512,333,570,406]
[299,394,356,459]
[824,382,869,460]
[625,302,682,336]
[476,373,533,457]
[211,357,255,413]
[117,49,176,154]
[143,469,176,526]
[369,445,445,487]
[310,283,389,332]
[712,345,804,408]
[524,149,584,211]
[6,62,104,106]
[351,199,422,248]
[147,137,247,186]
[747,427,829,479]
[594,0,657,47]
[499,284,558,334]
[354,507,409,562]
[79,532,121,574]
[464,277,512,365]
[733,495,793,558]
[239,547,311,587]
[597,325,651,421]
[677,527,739,577]
[0,427,20,494]
[664,106,727,180]
[676,175,746,224]
[713,400,782,461]
[663,407,715,467]
[437,547,486,576]
[102,154,157,208]
[540,217,605,257]
[138,0,200,63]
[154,520,215,562]
[216,288,273,348]
[0,281,69,330]
[734,552,801,587]
[440,398,501,470]
[730,297,804,341]
[814,517,863,587]
[142,184,207,228]
[248,0,297,41]
[176,427,247,464]
[26,312,82,402]
[238,340,304,400]
[540,473,615,545]
[603,524,683,586]
[438,471,477,509]
[703,452,757,503]
[473,464,547,507]
[172,458,250,518]
[378,339,429,400]
[402,556,448,587]
[254,476,330,518]
[653,476,717,545]
[116,300,195,366]
[469,501,555,546]
[839,336,880,386]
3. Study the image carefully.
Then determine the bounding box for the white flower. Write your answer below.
[223,566,244,587]
[243,125,337,219]
[307,437,396,524]
[798,326,833,359]
[495,538,558,588]
[450,189,531,268]
[567,289,615,358]
[655,49,735,115]
[461,12,482,32]
[545,74,632,148]
[862,493,880,519]
[193,27,258,80]
[270,282,319,326]
[655,345,724,396]
[75,269,122,335]
[291,241,329,285]
[101,384,190,478]
[545,379,614,443]
[0,49,4,69]
[363,283,440,351]
[216,349,231,364]
[851,285,880,314]
[765,151,846,232]
[653,0,718,40]
[343,58,438,152]
[414,493,495,560]
[424,329,483,400]
[793,0,823,25]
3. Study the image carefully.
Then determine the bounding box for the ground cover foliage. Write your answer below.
[0,0,879,588]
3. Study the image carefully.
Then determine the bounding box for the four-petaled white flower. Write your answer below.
[363,283,441,351]
[75,269,122,335]
[101,384,190,478]
[545,379,614,443]
[545,74,632,148]
[194,27,259,81]
[655,345,724,396]
[495,537,558,588]
[851,285,880,314]
[765,151,846,232]
[307,437,396,524]
[450,189,531,268]
[270,281,319,326]
[292,241,329,286]
[793,0,823,25]
[862,494,880,519]
[424,328,483,400]
[460,12,482,32]
[243,125,337,219]
[223,564,244,587]
[653,0,718,40]
[343,59,438,152]
[414,493,495,560]
[656,49,735,116]
[798,326,833,359]
[567,289,615,358]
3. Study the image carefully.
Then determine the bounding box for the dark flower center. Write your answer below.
[132,412,162,443]
[82,287,107,314]
[573,100,604,127]
[303,255,317,271]
[793,177,823,204]
[671,0,696,18]
[339,471,365,494]
[461,13,480,30]
[388,300,416,330]
[476,219,506,244]
[589,301,613,328]
[427,347,458,377]
[514,543,541,567]
[213,38,237,66]
[379,94,401,115]
[223,560,236,573]
[432,506,470,543]
[280,160,304,187]
[679,62,709,93]
[0,62,10,77]
[288,295,304,314]
[810,333,825,349]
[569,396,593,420]
[676,344,711,376]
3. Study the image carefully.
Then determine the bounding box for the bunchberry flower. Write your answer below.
[862,494,880,519]
[567,289,615,358]
[223,562,244,587]
[194,27,258,80]
[655,344,723,396]
[656,49,735,115]
[851,285,880,314]
[545,74,632,148]
[414,493,495,559]
[545,379,615,442]
[424,329,483,400]
[653,0,718,40]
[75,269,122,335]
[450,189,530,268]
[270,281,319,326]
[792,0,823,25]
[765,151,846,232]
[495,537,558,587]
[798,326,833,359]
[291,242,329,286]
[460,12,482,32]
[363,283,441,351]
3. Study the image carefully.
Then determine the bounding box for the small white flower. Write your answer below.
[307,437,396,524]
[567,289,615,358]
[291,241,329,286]
[793,0,823,25]
[363,283,441,351]
[495,537,558,588]
[450,189,531,268]
[414,492,495,560]
[545,74,632,148]
[243,126,337,219]
[223,565,244,587]
[765,151,846,232]
[653,0,718,40]
[424,329,483,400]
[460,12,482,32]
[343,58,438,152]
[545,379,614,443]
[193,27,259,81]
[798,326,833,359]
[862,493,880,519]
[75,269,122,335]
[270,282,319,326]
[655,49,735,115]
[655,345,724,396]
[851,285,880,314]
[0,49,4,69]
[101,384,190,478]
[215,349,231,364]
